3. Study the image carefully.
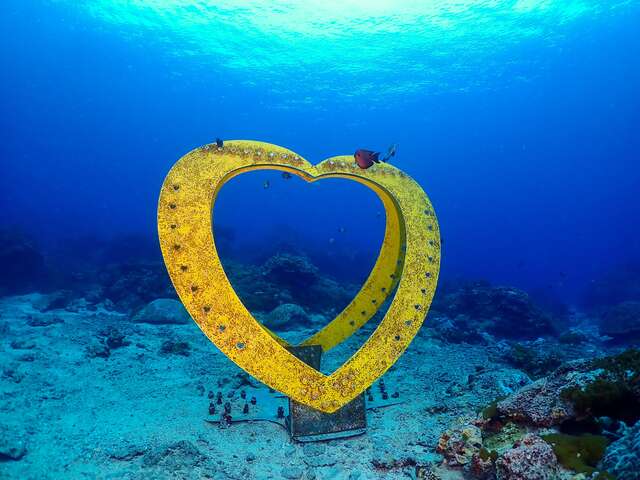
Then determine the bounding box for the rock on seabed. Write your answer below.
[600,420,640,480]
[0,426,27,461]
[495,435,559,480]
[131,298,191,325]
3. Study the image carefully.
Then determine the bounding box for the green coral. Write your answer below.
[591,349,640,379]
[483,422,525,453]
[481,401,499,420]
[478,448,498,462]
[561,379,637,422]
[541,433,608,475]
[560,349,640,424]
[480,396,506,420]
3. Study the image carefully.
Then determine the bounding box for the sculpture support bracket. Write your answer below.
[287,345,366,442]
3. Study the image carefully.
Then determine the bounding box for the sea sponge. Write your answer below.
[541,433,608,475]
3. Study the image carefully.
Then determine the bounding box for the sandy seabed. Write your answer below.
[0,293,584,479]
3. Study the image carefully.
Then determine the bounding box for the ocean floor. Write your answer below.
[0,291,636,479]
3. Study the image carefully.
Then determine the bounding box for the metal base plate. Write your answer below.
[204,345,404,442]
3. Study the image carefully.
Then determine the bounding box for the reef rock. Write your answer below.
[495,435,559,480]
[600,301,640,343]
[142,440,205,469]
[470,451,496,480]
[85,343,111,359]
[260,254,355,314]
[0,426,27,461]
[436,423,483,467]
[443,283,555,340]
[159,339,191,356]
[31,290,76,312]
[559,350,640,425]
[84,326,130,359]
[99,262,176,311]
[495,362,589,427]
[0,229,47,295]
[226,255,355,315]
[225,260,293,312]
[495,350,640,428]
[27,314,64,327]
[263,303,309,330]
[262,253,319,287]
[99,326,130,350]
[303,276,355,314]
[582,263,640,310]
[600,419,640,480]
[132,299,191,325]
[428,313,493,344]
[501,343,562,379]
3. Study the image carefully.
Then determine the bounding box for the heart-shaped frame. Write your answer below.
[158,141,440,413]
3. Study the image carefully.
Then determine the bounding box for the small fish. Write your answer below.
[263,180,270,189]
[354,149,380,169]
[385,143,398,159]
[354,144,398,170]
[215,138,224,148]
[338,226,346,233]
[281,172,292,180]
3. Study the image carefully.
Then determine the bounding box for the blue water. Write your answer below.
[1,0,640,303]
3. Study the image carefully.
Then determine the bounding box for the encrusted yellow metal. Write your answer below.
[157,140,440,413]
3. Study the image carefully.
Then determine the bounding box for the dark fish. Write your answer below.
[281,172,292,180]
[387,143,398,157]
[215,138,224,148]
[354,144,398,169]
[354,149,380,169]
[263,180,270,189]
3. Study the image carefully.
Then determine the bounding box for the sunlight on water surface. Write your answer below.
[66,0,636,104]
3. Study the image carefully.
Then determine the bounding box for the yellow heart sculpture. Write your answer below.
[158,141,440,413]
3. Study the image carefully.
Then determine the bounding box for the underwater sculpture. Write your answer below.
[157,140,440,414]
